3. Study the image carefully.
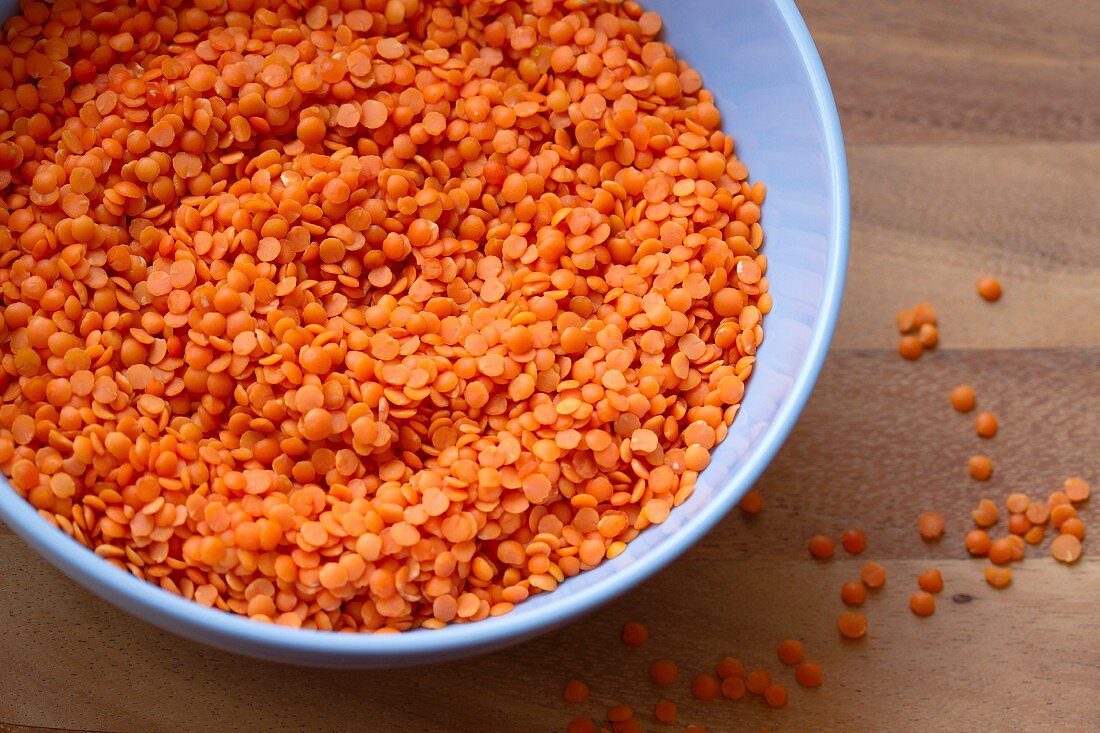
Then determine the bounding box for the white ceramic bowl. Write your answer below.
[0,0,848,666]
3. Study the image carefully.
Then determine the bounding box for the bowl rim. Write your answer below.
[0,0,849,665]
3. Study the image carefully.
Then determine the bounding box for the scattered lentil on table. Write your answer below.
[0,0,769,630]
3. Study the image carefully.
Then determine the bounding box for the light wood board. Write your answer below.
[3,1,1100,731]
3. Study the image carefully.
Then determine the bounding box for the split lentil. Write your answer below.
[974,412,997,438]
[976,277,1002,302]
[621,621,648,647]
[794,661,822,688]
[840,580,867,606]
[950,384,976,412]
[565,679,591,704]
[808,534,835,559]
[840,527,867,554]
[690,673,720,701]
[860,561,886,589]
[908,591,935,617]
[916,511,944,540]
[969,455,994,481]
[917,568,943,594]
[776,639,804,666]
[837,611,867,640]
[0,0,768,630]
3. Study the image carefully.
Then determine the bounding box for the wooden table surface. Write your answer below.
[3,2,1100,731]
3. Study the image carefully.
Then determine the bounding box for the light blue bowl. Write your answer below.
[0,0,848,667]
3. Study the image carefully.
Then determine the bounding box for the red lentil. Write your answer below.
[565,680,590,704]
[763,684,789,709]
[745,668,771,695]
[655,700,677,724]
[975,412,998,438]
[720,676,746,700]
[622,621,648,648]
[950,385,976,412]
[0,0,768,631]
[739,491,764,515]
[1064,477,1091,503]
[715,657,745,680]
[861,562,887,589]
[838,611,868,639]
[984,566,1012,589]
[795,661,823,688]
[917,569,944,594]
[969,455,994,481]
[777,639,805,666]
[917,512,945,540]
[973,499,999,528]
[841,528,868,554]
[808,534,836,559]
[1052,534,1082,563]
[840,581,868,606]
[650,659,679,687]
[568,717,597,733]
[909,591,935,617]
[976,277,1002,302]
[691,673,720,701]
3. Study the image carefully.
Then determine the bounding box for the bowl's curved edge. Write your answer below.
[0,0,849,668]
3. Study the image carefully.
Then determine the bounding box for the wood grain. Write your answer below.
[3,1,1100,732]
[800,0,1100,144]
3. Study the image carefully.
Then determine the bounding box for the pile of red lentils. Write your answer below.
[0,0,767,630]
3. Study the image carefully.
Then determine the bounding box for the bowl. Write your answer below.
[0,0,848,667]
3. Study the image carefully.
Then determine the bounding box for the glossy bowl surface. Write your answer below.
[0,0,848,667]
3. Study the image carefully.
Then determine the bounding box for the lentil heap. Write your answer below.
[0,0,767,631]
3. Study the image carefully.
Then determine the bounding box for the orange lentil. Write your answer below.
[744,669,771,695]
[973,499,999,527]
[622,621,648,648]
[1051,534,1082,563]
[984,566,1013,588]
[568,717,596,733]
[987,538,1014,566]
[912,303,937,328]
[808,534,836,559]
[715,657,745,679]
[565,680,590,703]
[950,385,976,412]
[860,562,887,589]
[1064,477,1091,503]
[840,581,868,606]
[607,705,633,723]
[917,512,945,540]
[650,659,679,686]
[0,0,768,632]
[898,335,923,361]
[795,661,823,688]
[1005,493,1030,514]
[837,611,868,640]
[1060,517,1085,540]
[976,277,1002,302]
[918,323,939,349]
[975,412,998,438]
[720,676,746,700]
[739,491,764,514]
[1007,514,1031,536]
[1051,503,1077,530]
[763,684,789,709]
[969,455,994,481]
[909,591,936,617]
[777,639,805,666]
[917,569,944,594]
[655,700,677,724]
[841,528,867,554]
[691,674,720,701]
[965,530,992,556]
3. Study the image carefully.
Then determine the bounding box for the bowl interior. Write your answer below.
[0,0,847,666]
